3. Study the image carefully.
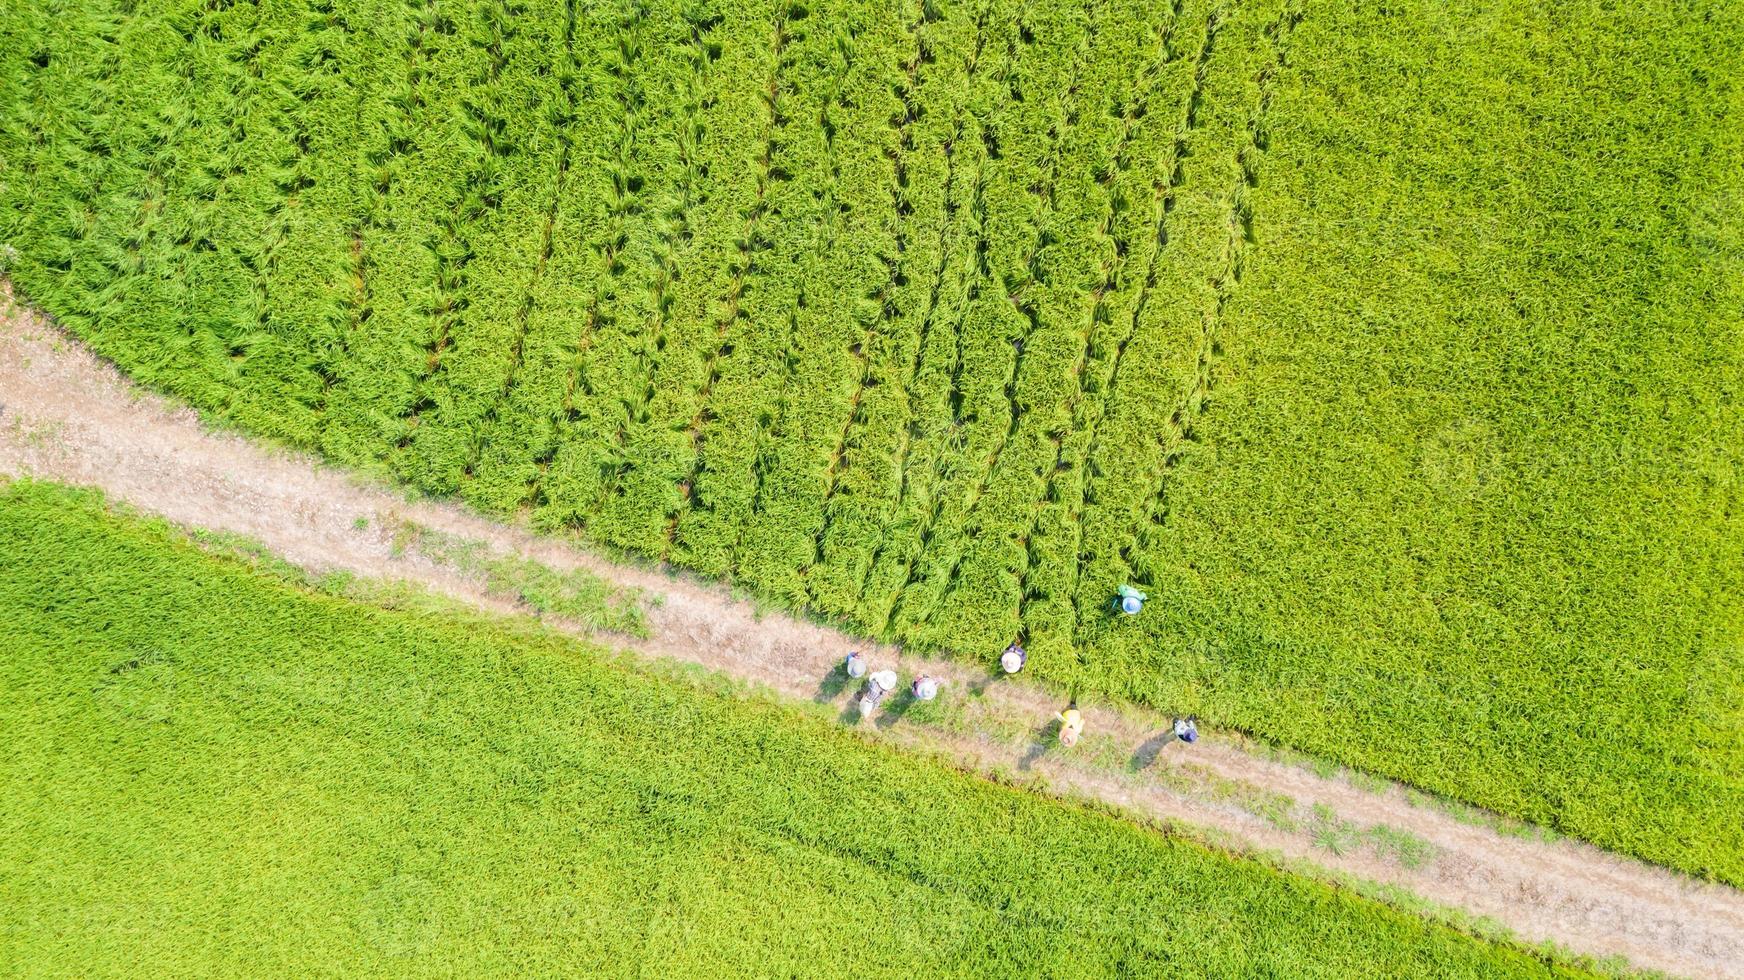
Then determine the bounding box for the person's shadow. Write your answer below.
[1129,729,1179,772]
[874,692,917,730]
[966,669,1000,696]
[814,666,850,705]
[1018,718,1062,771]
[829,670,870,724]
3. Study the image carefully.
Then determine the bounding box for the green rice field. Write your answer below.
[0,481,1583,976]
[0,0,1738,882]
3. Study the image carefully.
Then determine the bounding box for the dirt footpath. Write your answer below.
[3,286,1741,978]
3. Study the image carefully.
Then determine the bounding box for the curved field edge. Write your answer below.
[0,0,1739,886]
[0,480,1588,977]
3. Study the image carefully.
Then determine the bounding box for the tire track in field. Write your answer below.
[394,6,515,453]
[246,31,319,386]
[732,296,806,548]
[730,28,857,559]
[854,0,1006,621]
[280,0,365,384]
[909,0,1104,623]
[1064,1,1220,633]
[526,1,659,510]
[955,0,1101,526]
[185,7,279,365]
[884,0,1100,633]
[663,6,802,555]
[10,7,112,271]
[204,4,350,423]
[872,8,1026,634]
[455,0,582,491]
[118,5,282,394]
[1118,0,1299,575]
[5,286,1741,979]
[319,0,438,423]
[871,175,990,627]
[803,0,939,578]
[586,4,750,522]
[805,0,984,601]
[1009,0,1191,646]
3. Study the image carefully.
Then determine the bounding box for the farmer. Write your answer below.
[858,668,898,718]
[1116,584,1147,616]
[1000,642,1027,674]
[1056,706,1085,747]
[844,651,867,680]
[1172,716,1199,744]
[911,675,939,701]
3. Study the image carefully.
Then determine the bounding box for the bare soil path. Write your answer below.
[3,286,1741,978]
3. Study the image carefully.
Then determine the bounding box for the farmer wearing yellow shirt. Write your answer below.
[1056,706,1084,747]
